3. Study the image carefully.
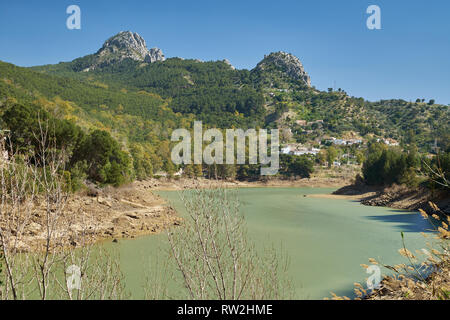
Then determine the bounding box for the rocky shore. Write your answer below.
[333,183,450,214]
[146,176,351,190]
[3,180,181,251]
[17,175,448,252]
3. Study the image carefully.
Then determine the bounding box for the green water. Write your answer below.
[114,187,431,299]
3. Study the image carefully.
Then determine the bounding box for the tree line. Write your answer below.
[362,141,449,190]
[1,103,131,188]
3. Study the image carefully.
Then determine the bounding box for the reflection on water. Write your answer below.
[114,187,431,299]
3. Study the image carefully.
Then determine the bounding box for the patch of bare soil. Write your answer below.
[146,176,351,191]
[306,193,372,201]
[11,181,182,251]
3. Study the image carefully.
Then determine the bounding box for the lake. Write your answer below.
[114,187,431,299]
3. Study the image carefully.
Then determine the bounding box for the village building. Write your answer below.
[281,144,321,156]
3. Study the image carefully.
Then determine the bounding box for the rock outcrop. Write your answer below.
[83,31,165,71]
[146,47,165,63]
[222,59,236,70]
[254,51,311,87]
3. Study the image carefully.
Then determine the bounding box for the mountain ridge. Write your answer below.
[32,31,312,88]
[2,31,447,157]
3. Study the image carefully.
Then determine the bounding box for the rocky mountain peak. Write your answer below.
[81,31,165,71]
[98,31,165,63]
[254,51,311,87]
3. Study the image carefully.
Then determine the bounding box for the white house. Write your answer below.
[282,144,321,157]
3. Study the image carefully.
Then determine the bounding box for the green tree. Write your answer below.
[316,150,327,166]
[2,103,84,153]
[217,164,236,180]
[362,143,418,186]
[183,164,195,178]
[130,143,153,180]
[355,150,365,165]
[326,146,338,168]
[289,156,314,178]
[163,159,176,178]
[194,164,203,177]
[280,154,314,178]
[73,130,131,186]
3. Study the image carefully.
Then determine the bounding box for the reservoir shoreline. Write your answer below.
[8,176,447,251]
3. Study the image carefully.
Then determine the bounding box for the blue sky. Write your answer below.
[0,0,449,104]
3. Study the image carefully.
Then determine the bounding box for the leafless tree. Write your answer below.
[422,156,449,189]
[166,186,292,300]
[0,122,126,300]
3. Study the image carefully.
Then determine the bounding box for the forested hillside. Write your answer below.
[0,32,448,186]
[32,47,449,151]
[33,57,266,128]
